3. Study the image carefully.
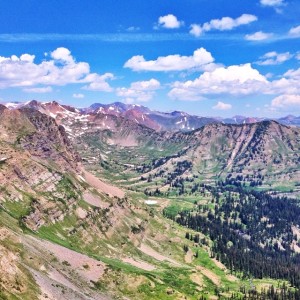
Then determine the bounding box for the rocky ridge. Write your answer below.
[4,100,300,134]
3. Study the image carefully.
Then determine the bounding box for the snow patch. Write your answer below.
[5,102,21,108]
[49,112,57,119]
[145,200,157,205]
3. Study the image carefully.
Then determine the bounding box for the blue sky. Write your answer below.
[0,0,300,117]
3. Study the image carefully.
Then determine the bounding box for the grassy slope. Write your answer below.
[7,186,294,299]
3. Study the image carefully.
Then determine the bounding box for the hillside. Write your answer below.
[73,118,300,197]
[0,107,138,299]
[1,103,300,299]
[137,121,300,194]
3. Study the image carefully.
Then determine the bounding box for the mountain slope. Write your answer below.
[147,121,300,194]
[77,120,300,196]
[0,108,120,299]
[2,102,300,299]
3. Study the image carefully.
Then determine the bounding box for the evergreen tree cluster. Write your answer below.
[164,186,300,291]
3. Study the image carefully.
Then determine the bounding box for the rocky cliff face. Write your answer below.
[0,104,176,300]
[0,104,7,113]
[0,105,139,232]
[19,108,80,171]
[0,107,83,231]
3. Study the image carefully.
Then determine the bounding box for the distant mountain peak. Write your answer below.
[2,100,300,131]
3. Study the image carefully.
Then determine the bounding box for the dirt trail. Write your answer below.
[190,273,204,289]
[212,258,226,270]
[83,170,125,198]
[184,250,194,263]
[26,236,105,282]
[139,243,181,267]
[212,258,238,281]
[83,192,109,208]
[30,267,87,300]
[196,266,220,286]
[226,274,238,282]
[122,257,156,271]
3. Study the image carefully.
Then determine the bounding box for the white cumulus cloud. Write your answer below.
[257,51,292,65]
[124,47,215,72]
[50,47,74,63]
[269,70,300,95]
[168,61,300,106]
[168,64,268,101]
[0,47,114,92]
[189,24,203,37]
[116,79,160,103]
[157,14,183,29]
[213,101,232,110]
[20,54,35,63]
[189,14,257,37]
[245,31,273,41]
[271,94,300,108]
[82,73,114,92]
[130,78,161,91]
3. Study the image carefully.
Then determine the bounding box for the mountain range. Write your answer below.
[2,100,300,196]
[3,100,300,132]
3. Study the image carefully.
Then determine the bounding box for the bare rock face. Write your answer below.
[13,166,27,181]
[19,108,81,172]
[0,107,84,231]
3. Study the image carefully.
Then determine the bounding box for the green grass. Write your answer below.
[32,207,220,299]
[37,214,78,249]
[2,200,31,220]
[163,200,194,219]
[0,210,22,233]
[0,215,40,300]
